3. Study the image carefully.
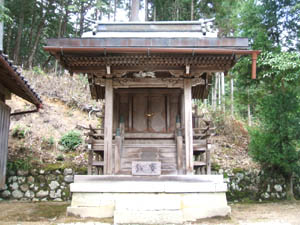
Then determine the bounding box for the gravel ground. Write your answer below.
[0,201,299,225]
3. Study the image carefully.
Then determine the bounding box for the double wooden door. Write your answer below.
[114,89,181,133]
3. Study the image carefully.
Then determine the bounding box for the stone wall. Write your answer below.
[0,168,75,201]
[219,169,300,202]
[1,168,300,202]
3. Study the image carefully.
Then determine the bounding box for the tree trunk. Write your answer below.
[130,0,139,21]
[27,0,37,51]
[27,0,54,68]
[221,72,225,112]
[230,77,234,117]
[5,26,12,56]
[114,0,117,21]
[108,0,111,21]
[213,74,218,110]
[285,175,295,201]
[27,20,45,68]
[153,4,157,21]
[79,2,85,37]
[218,73,221,108]
[247,89,252,126]
[211,86,215,109]
[191,0,194,21]
[145,0,148,21]
[55,0,64,75]
[13,8,24,64]
[62,0,71,36]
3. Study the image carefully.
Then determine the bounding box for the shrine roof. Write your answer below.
[0,53,42,106]
[44,21,260,79]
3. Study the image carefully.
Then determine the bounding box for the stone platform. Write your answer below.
[67,175,231,224]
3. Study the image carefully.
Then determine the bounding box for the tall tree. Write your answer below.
[249,52,300,200]
[12,1,24,64]
[27,0,55,68]
[130,0,139,21]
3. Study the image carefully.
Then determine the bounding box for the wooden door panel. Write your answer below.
[119,95,129,131]
[149,95,166,132]
[132,95,148,132]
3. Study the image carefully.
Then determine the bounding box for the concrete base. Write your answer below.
[67,175,231,224]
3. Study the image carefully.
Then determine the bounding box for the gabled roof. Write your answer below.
[0,53,42,106]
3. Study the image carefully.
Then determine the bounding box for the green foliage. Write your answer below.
[32,66,46,76]
[7,158,32,171]
[0,4,12,23]
[42,136,55,148]
[247,52,300,199]
[59,130,82,151]
[12,126,28,139]
[249,90,300,178]
[56,154,64,161]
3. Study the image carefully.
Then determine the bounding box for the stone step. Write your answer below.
[114,210,183,224]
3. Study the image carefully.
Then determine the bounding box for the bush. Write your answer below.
[59,130,82,151]
[7,158,32,171]
[12,126,27,139]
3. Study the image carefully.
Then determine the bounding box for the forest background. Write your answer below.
[1,0,300,199]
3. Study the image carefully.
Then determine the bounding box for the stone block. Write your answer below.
[10,182,19,190]
[50,189,62,199]
[182,206,231,221]
[115,194,181,210]
[114,210,183,224]
[12,190,23,199]
[67,206,114,218]
[64,175,74,183]
[49,181,60,190]
[71,193,114,207]
[64,168,73,175]
[181,193,231,221]
[17,170,29,176]
[36,190,49,198]
[181,193,228,209]
[1,190,11,198]
[27,176,35,184]
[25,190,35,199]
[20,184,29,192]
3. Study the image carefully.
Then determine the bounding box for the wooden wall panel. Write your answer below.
[0,101,10,189]
[119,140,177,175]
[132,95,148,132]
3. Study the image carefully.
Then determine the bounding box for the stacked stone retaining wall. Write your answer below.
[1,168,299,202]
[0,168,75,201]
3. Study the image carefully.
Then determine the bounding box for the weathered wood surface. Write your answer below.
[104,79,113,174]
[0,101,10,189]
[114,89,181,134]
[119,140,177,175]
[132,161,161,176]
[176,134,183,174]
[184,79,193,174]
[114,135,121,174]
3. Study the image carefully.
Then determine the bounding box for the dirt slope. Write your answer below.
[5,71,256,171]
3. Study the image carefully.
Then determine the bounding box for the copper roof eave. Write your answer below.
[44,47,261,79]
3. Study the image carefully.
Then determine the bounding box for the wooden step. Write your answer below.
[193,161,206,166]
[92,161,104,166]
[123,144,176,148]
[193,147,206,152]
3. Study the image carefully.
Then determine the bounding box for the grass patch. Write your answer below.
[32,203,68,220]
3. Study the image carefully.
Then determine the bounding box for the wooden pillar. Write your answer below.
[114,129,121,174]
[104,79,113,175]
[184,79,193,174]
[0,101,10,189]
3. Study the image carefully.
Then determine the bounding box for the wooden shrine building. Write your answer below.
[44,21,259,223]
[0,53,42,189]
